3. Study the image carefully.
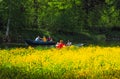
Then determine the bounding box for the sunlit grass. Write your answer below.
[0,46,120,79]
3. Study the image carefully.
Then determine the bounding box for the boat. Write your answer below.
[74,43,84,47]
[25,39,56,46]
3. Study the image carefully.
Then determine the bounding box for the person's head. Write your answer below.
[60,40,63,43]
[43,36,46,38]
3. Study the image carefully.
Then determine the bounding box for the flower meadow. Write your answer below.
[0,46,120,79]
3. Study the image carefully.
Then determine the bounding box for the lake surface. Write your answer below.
[0,41,119,49]
[0,43,27,49]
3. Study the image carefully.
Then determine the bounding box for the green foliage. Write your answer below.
[0,0,120,43]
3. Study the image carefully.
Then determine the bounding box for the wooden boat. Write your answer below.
[25,39,56,46]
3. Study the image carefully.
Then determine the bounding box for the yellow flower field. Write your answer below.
[0,46,120,79]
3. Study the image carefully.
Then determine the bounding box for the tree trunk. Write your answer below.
[6,18,10,37]
[4,0,11,42]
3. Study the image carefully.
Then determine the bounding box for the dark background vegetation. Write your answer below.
[0,0,120,46]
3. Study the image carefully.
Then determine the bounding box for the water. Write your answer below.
[0,43,27,49]
[0,41,119,49]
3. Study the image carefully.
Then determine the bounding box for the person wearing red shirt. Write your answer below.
[56,40,65,49]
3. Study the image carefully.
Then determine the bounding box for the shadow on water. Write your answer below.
[94,41,119,47]
[0,43,28,49]
[75,40,120,47]
[0,43,55,49]
[0,40,119,49]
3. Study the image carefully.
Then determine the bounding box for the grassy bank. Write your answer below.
[0,46,120,79]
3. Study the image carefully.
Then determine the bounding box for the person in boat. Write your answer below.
[35,36,42,42]
[42,36,47,42]
[56,40,66,49]
[47,36,53,42]
[66,40,72,46]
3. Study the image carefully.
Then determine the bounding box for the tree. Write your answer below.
[4,0,11,42]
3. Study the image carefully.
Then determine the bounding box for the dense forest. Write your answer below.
[0,0,120,44]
